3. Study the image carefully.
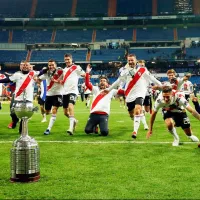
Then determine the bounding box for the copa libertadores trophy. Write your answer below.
[10,100,40,182]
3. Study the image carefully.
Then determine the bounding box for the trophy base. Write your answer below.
[10,172,40,183]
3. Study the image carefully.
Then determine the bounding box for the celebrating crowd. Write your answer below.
[0,53,200,147]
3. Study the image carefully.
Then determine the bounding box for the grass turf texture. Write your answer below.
[0,99,200,199]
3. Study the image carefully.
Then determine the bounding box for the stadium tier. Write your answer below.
[117,0,152,16]
[35,0,72,17]
[12,30,52,43]
[55,29,93,43]
[0,0,32,17]
[0,50,27,63]
[30,50,87,62]
[0,27,200,44]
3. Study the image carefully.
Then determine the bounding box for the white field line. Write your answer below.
[0,140,197,144]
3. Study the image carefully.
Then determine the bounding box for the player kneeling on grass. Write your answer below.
[146,85,200,146]
[84,64,123,136]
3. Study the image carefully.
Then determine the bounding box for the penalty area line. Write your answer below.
[0,140,197,144]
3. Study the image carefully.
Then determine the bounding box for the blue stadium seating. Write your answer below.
[76,0,108,16]
[0,0,31,17]
[55,29,93,43]
[137,28,174,41]
[91,49,125,61]
[178,27,200,40]
[185,48,200,59]
[35,0,72,17]
[0,50,27,62]
[30,50,87,62]
[12,30,52,43]
[117,0,152,16]
[0,31,8,43]
[96,29,133,42]
[157,0,174,15]
[129,48,180,60]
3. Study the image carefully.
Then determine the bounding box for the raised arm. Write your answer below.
[85,64,93,91]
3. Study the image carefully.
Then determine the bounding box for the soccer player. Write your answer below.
[180,79,193,101]
[40,59,63,135]
[84,64,122,136]
[36,79,47,122]
[56,53,85,135]
[0,61,48,133]
[146,85,200,146]
[104,54,162,139]
[82,81,91,108]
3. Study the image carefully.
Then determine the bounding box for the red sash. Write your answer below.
[125,67,146,97]
[47,69,63,91]
[62,65,77,84]
[15,71,34,98]
[91,93,107,110]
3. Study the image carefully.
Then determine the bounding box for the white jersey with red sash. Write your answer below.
[154,90,189,113]
[62,64,85,95]
[39,68,63,96]
[118,66,162,103]
[9,70,39,101]
[90,86,117,115]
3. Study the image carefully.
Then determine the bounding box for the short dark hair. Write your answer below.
[64,54,72,59]
[48,59,56,63]
[162,85,172,93]
[99,76,109,83]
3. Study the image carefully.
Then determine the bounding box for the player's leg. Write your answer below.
[178,112,199,142]
[129,97,143,139]
[44,95,62,135]
[63,94,78,135]
[164,117,180,146]
[85,114,98,134]
[99,114,109,136]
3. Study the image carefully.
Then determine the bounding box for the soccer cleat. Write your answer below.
[172,139,179,146]
[44,129,50,135]
[73,119,78,132]
[67,129,73,136]
[131,131,137,139]
[8,122,13,129]
[189,135,199,142]
[41,118,47,123]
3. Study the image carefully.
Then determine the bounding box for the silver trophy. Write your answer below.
[10,101,40,182]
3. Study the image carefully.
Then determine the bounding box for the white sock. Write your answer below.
[86,99,90,107]
[140,114,148,127]
[42,113,46,120]
[69,116,75,130]
[133,115,141,133]
[169,127,179,140]
[47,114,56,130]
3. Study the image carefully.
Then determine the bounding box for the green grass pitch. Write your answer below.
[0,98,200,199]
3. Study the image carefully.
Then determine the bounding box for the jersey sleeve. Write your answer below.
[9,72,20,82]
[178,95,190,108]
[77,65,85,76]
[153,97,162,112]
[144,69,162,86]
